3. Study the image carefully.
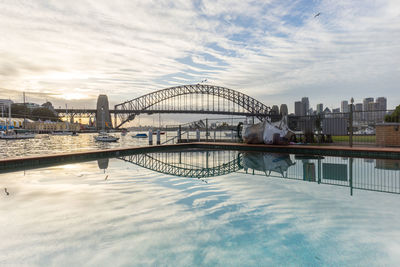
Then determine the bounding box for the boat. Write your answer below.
[0,130,35,140]
[95,132,119,142]
[51,131,79,136]
[0,102,35,140]
[132,133,148,138]
[95,108,119,142]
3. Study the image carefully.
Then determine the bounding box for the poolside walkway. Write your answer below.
[1,142,399,173]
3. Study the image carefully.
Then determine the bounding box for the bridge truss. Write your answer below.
[114,84,271,128]
[117,150,243,179]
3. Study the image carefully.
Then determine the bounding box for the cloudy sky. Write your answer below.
[1,0,399,116]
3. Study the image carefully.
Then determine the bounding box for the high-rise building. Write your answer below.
[341,100,349,113]
[376,97,387,111]
[363,98,374,111]
[280,104,288,116]
[301,97,309,116]
[363,98,374,122]
[316,103,323,114]
[295,101,303,116]
[376,97,387,122]
[368,102,380,122]
[271,105,279,115]
[355,103,363,121]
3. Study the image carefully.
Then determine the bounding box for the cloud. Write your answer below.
[0,0,399,116]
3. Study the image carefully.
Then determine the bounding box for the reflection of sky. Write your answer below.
[1,157,400,266]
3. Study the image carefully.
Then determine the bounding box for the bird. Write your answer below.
[4,188,9,196]
[314,12,321,18]
[105,175,109,180]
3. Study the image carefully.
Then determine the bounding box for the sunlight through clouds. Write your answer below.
[0,0,399,110]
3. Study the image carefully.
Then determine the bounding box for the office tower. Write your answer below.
[341,100,349,113]
[363,98,374,111]
[376,97,387,122]
[295,101,303,116]
[355,103,363,121]
[363,97,374,122]
[376,97,387,110]
[280,104,288,116]
[301,97,309,116]
[316,103,323,114]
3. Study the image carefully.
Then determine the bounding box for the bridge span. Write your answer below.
[56,84,272,129]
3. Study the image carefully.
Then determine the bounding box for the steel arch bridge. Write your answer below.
[114,84,271,128]
[117,150,243,179]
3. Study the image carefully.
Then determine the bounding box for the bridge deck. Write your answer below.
[1,142,399,173]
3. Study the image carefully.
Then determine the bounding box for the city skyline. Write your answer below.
[0,1,399,112]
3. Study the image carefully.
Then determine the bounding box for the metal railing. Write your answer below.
[287,109,395,146]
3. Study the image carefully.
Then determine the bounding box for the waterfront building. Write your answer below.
[26,121,80,133]
[301,97,309,116]
[316,104,323,114]
[295,101,303,116]
[0,99,13,110]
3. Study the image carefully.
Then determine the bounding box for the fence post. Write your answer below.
[156,129,161,145]
[177,126,181,143]
[148,129,153,145]
[206,118,208,141]
[349,97,354,147]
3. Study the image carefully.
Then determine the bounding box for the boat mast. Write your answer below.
[23,92,26,129]
[8,102,11,131]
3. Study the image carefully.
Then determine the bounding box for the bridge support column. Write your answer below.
[149,129,153,145]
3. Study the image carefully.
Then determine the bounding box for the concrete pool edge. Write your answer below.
[1,142,400,173]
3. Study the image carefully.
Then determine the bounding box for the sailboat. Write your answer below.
[95,108,119,142]
[0,102,35,140]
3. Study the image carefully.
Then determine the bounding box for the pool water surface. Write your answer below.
[0,150,399,266]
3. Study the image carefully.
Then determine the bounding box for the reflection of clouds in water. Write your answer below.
[0,158,399,266]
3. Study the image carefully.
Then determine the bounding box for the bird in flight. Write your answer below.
[4,188,9,196]
[314,12,321,18]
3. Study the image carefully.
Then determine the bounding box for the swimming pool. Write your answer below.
[1,150,399,266]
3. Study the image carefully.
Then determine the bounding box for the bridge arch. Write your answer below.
[114,84,271,128]
[117,150,243,179]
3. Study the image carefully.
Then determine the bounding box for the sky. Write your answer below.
[0,0,400,119]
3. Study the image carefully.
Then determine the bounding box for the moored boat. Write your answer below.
[132,133,148,138]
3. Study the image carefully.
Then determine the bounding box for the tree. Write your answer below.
[385,105,400,123]
[31,108,60,121]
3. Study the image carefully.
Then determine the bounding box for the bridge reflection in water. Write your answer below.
[113,150,400,196]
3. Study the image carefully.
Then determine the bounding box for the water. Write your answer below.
[0,132,160,158]
[1,150,399,266]
[0,131,236,158]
